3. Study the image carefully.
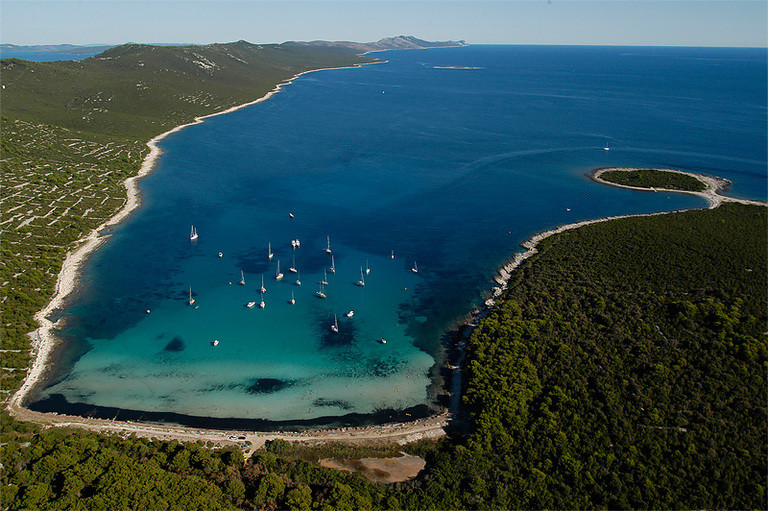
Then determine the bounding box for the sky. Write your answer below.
[1,0,766,47]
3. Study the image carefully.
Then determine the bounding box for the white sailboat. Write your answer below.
[260,275,266,294]
[289,290,295,305]
[356,267,365,287]
[275,260,284,281]
[315,282,326,299]
[246,301,256,308]
[330,314,339,333]
[365,260,370,275]
[324,235,332,254]
[259,289,265,309]
[190,226,198,241]
[346,310,354,318]
[329,254,336,274]
[268,242,274,261]
[295,270,302,286]
[188,286,195,306]
[212,340,219,346]
[289,255,298,273]
[239,270,246,286]
[320,269,329,286]
[411,261,419,273]
[390,250,395,259]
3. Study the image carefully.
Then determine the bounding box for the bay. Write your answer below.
[31,45,767,427]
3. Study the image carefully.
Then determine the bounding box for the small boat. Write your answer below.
[239,270,246,286]
[315,282,326,299]
[379,338,387,344]
[291,239,297,249]
[295,270,302,286]
[289,291,295,305]
[411,261,419,274]
[356,267,365,287]
[188,286,195,306]
[289,255,298,273]
[246,301,256,308]
[390,250,395,259]
[346,310,354,318]
[324,235,332,254]
[289,212,295,218]
[259,290,265,309]
[268,242,274,261]
[295,239,300,248]
[146,309,151,314]
[604,146,610,151]
[275,260,284,281]
[365,260,370,275]
[330,315,339,333]
[329,254,336,274]
[218,252,223,258]
[320,269,329,286]
[190,225,198,241]
[260,275,266,294]
[212,340,219,346]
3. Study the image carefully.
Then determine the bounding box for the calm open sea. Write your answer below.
[31,45,767,428]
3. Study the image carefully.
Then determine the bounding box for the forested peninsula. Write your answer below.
[2,39,766,509]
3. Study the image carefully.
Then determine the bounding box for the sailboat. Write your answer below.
[320,269,329,286]
[259,289,265,309]
[411,261,419,274]
[268,242,274,261]
[365,260,371,275]
[260,275,266,293]
[346,310,354,318]
[390,250,395,259]
[275,260,284,281]
[289,290,295,305]
[315,282,326,299]
[330,315,339,333]
[188,286,195,306]
[289,255,298,273]
[239,270,246,286]
[324,235,332,254]
[212,340,219,346]
[295,270,302,286]
[190,226,198,241]
[246,301,256,308]
[329,254,336,274]
[356,267,365,287]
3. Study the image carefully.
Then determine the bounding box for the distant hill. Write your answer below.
[287,35,468,54]
[0,43,114,55]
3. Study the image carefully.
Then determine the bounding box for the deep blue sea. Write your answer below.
[31,45,767,427]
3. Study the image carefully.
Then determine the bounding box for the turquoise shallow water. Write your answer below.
[32,45,767,426]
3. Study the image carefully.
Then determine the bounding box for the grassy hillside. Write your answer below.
[1,41,371,141]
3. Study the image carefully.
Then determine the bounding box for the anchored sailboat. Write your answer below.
[320,269,329,286]
[289,290,295,305]
[315,282,326,299]
[289,255,298,273]
[329,254,336,274]
[324,235,332,254]
[356,267,365,287]
[188,286,195,306]
[260,275,266,294]
[268,242,274,261]
[239,270,246,286]
[275,260,284,281]
[189,226,198,241]
[295,270,302,286]
[411,261,419,274]
[365,260,371,275]
[330,314,339,333]
[259,288,265,309]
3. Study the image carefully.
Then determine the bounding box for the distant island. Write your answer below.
[286,35,468,54]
